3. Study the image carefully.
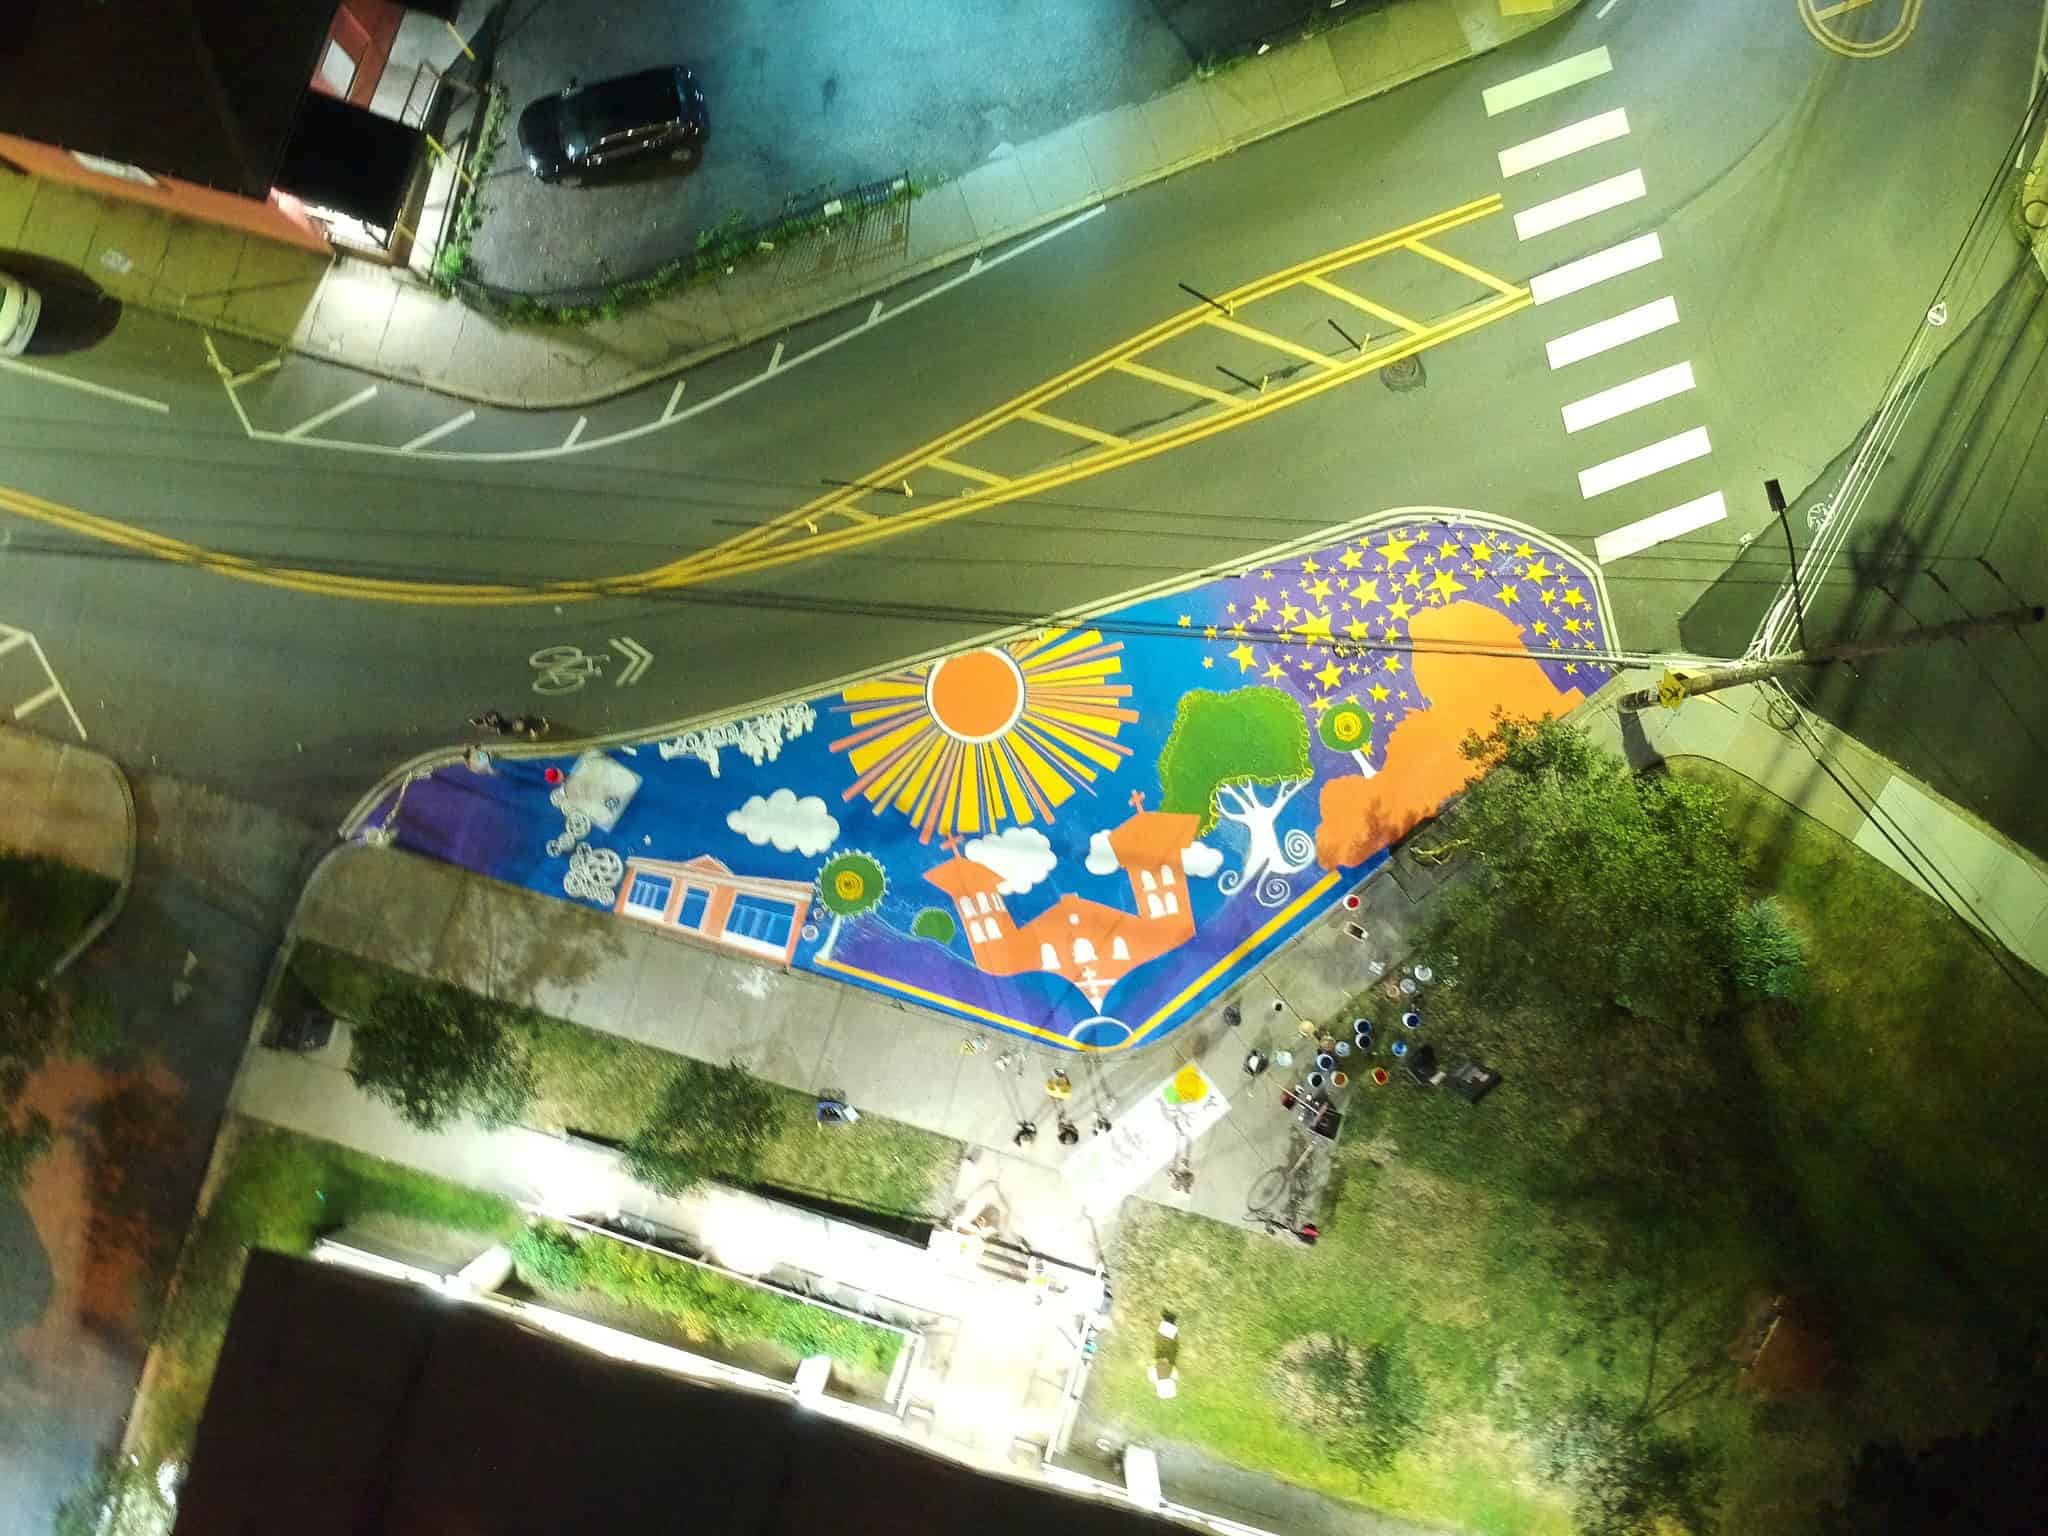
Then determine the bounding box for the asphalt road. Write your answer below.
[0,0,2039,838]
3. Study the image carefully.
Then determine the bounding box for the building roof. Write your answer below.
[0,0,342,196]
[923,852,1005,899]
[174,1252,1183,1535]
[1108,809,1203,869]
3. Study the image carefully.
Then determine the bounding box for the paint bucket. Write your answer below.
[1316,1052,1335,1072]
[1401,1011,1421,1031]
[1391,1040,1408,1058]
[1307,1071,1327,1090]
[1412,964,1433,983]
[1273,1050,1294,1069]
[1371,1067,1390,1086]
[1333,1040,1350,1058]
[1331,1071,1349,1088]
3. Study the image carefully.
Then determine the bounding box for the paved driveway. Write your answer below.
[470,0,1193,295]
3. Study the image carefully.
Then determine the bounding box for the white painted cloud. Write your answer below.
[726,788,839,856]
[1085,830,1119,877]
[964,827,1057,894]
[1181,841,1223,879]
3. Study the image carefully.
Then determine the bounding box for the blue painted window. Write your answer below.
[726,895,796,950]
[677,887,710,930]
[625,872,672,915]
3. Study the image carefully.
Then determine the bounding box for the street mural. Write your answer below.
[362,513,1614,1050]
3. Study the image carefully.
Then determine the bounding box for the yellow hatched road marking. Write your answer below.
[926,456,1010,487]
[0,195,1530,607]
[1302,274,1425,333]
[1017,408,1131,448]
[1203,314,1339,368]
[1112,359,1251,407]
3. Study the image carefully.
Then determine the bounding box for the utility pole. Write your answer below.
[1623,605,2045,712]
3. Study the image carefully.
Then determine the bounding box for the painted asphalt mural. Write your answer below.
[362,513,1614,1050]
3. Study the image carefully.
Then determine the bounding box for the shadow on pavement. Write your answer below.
[0,252,122,354]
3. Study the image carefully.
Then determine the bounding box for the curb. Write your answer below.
[24,740,139,985]
[298,0,1584,412]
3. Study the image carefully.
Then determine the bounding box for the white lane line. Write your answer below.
[868,300,884,325]
[1498,109,1631,178]
[12,683,60,721]
[1562,361,1695,433]
[1546,296,1679,368]
[1483,47,1614,117]
[400,411,476,452]
[0,357,172,413]
[1514,169,1646,240]
[564,416,588,448]
[228,204,1108,465]
[1530,232,1662,304]
[768,341,785,371]
[280,385,378,440]
[1596,489,1728,564]
[1595,0,1623,17]
[662,380,686,420]
[1578,426,1711,498]
[0,631,27,661]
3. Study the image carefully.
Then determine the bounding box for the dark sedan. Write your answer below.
[517,66,708,184]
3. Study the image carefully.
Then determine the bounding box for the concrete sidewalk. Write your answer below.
[291,0,1578,407]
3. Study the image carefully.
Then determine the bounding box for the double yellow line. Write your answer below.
[2,195,1527,607]
[1798,0,1920,58]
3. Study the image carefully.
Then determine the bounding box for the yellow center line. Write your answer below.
[1403,238,1530,300]
[1111,358,1252,407]
[925,455,1011,487]
[1203,314,1340,368]
[1018,409,1131,449]
[1812,0,1874,17]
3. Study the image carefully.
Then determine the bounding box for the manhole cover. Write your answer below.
[1381,354,1427,393]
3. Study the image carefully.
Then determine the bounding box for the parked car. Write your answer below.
[0,270,41,356]
[518,67,707,184]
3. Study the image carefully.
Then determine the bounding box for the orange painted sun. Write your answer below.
[829,629,1136,842]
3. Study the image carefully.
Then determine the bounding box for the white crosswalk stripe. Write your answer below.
[1482,47,1615,116]
[1498,109,1631,177]
[1561,363,1696,433]
[1545,297,1680,369]
[1530,233,1663,304]
[1514,170,1647,240]
[1595,492,1729,565]
[1578,427,1713,498]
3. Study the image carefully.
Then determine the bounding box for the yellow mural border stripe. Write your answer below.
[1127,870,1342,1047]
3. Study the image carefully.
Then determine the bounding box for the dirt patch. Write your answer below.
[1734,1293,1836,1395]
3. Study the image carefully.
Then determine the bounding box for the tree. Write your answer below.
[911,907,957,945]
[813,849,887,963]
[1544,1391,1720,1536]
[1817,1399,2048,1536]
[346,984,536,1132]
[1432,713,1745,1035]
[623,1058,782,1196]
[1157,687,1316,906]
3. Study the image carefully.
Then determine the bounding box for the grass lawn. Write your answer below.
[1088,761,2048,1534]
[0,849,117,988]
[135,1122,519,1464]
[288,942,962,1218]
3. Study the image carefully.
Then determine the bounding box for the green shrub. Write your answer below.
[1733,897,1808,1004]
[511,1220,900,1373]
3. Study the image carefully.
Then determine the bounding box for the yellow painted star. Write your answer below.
[1562,586,1588,609]
[1204,625,1218,640]
[1532,620,1549,636]
[1564,662,1579,675]
[1382,655,1403,673]
[1280,602,1303,626]
[1564,616,1582,635]
[1515,541,1535,559]
[1226,602,1238,615]
[1375,531,1420,567]
[1469,539,1496,564]
[1201,656,1214,668]
[1344,692,1360,705]
[1549,638,1563,650]
[1403,568,1423,589]
[1496,583,1520,605]
[1344,619,1370,640]
[1352,577,1381,606]
[1299,658,1315,673]
[1251,595,1271,617]
[1369,682,1391,702]
[1304,576,1333,603]
[1260,568,1276,581]
[1540,587,1557,606]
[1301,556,1321,574]
[1316,661,1344,690]
[1525,558,1554,584]
[1264,661,1287,682]
[1293,610,1334,644]
[1437,539,1462,562]
[1229,642,1257,672]
[1310,693,1335,715]
[1387,597,1415,621]
[1339,546,1365,570]
[1427,569,1467,600]
[1177,614,1192,628]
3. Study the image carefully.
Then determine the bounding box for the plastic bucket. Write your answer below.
[1371,1068,1390,1085]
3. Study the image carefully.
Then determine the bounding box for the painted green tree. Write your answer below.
[814,849,887,963]
[1157,687,1315,907]
[911,907,957,946]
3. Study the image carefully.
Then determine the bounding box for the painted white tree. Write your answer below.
[1155,687,1316,907]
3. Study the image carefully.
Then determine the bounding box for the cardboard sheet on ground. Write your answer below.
[1062,1066,1231,1215]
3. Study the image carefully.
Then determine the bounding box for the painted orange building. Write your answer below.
[614,854,814,967]
[925,794,1200,1009]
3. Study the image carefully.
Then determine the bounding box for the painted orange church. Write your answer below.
[924,791,1200,1009]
